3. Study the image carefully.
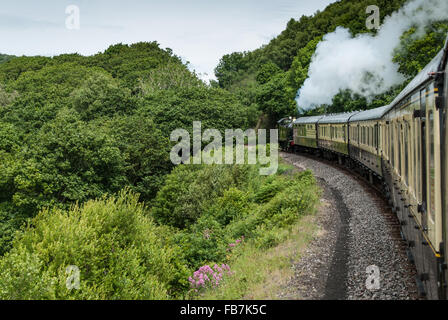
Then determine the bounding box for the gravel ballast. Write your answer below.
[280,152,418,300]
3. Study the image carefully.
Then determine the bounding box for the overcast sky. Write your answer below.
[0,0,336,80]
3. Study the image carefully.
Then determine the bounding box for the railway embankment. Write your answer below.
[280,152,418,300]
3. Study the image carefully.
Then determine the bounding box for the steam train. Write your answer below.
[279,35,448,300]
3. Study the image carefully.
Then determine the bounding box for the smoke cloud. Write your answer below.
[296,0,448,110]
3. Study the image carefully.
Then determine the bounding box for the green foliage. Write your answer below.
[0,54,14,64]
[70,72,135,120]
[0,56,50,84]
[0,190,190,299]
[137,62,204,95]
[174,215,230,268]
[152,164,253,229]
[215,52,255,89]
[208,188,251,226]
[11,110,128,214]
[0,85,18,107]
[214,0,435,122]
[256,62,282,85]
[1,64,110,133]
[256,72,297,125]
[139,86,250,136]
[0,41,253,255]
[102,115,173,201]
[90,42,183,90]
[288,36,322,90]
[151,158,320,274]
[258,171,318,225]
[393,22,448,79]
[254,177,287,203]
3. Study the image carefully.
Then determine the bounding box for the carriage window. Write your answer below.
[375,125,378,149]
[365,127,368,145]
[428,110,435,223]
[366,127,369,146]
[367,127,370,146]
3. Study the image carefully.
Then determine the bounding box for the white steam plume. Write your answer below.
[296,0,448,110]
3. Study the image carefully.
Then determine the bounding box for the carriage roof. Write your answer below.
[349,105,390,122]
[293,115,325,125]
[317,111,360,124]
[384,40,446,116]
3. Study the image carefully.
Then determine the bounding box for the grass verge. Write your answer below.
[198,201,319,300]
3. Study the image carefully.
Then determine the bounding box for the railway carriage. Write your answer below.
[292,115,324,152]
[317,112,359,159]
[286,35,448,299]
[442,37,448,301]
[349,105,390,177]
[381,46,447,299]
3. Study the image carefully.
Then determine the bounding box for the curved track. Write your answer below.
[280,152,419,300]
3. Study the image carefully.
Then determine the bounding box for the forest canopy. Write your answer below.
[0,42,255,255]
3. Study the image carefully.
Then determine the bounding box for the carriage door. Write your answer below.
[420,88,428,233]
[443,62,448,299]
[445,62,448,278]
[425,85,442,248]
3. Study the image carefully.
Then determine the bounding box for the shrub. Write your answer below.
[174,216,229,269]
[0,190,190,300]
[152,164,254,229]
[208,188,251,226]
[253,177,287,203]
[259,171,319,223]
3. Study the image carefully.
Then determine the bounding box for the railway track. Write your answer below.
[280,151,419,300]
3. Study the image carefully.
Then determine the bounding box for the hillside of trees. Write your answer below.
[214,0,448,126]
[0,42,257,256]
[0,54,14,65]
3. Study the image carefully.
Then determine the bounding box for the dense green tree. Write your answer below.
[0,85,18,107]
[0,54,14,64]
[89,42,183,90]
[139,86,250,136]
[288,36,322,90]
[102,115,173,202]
[256,62,282,85]
[0,56,51,84]
[137,62,204,95]
[256,72,297,125]
[70,72,136,121]
[0,190,190,299]
[393,22,448,79]
[10,110,128,215]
